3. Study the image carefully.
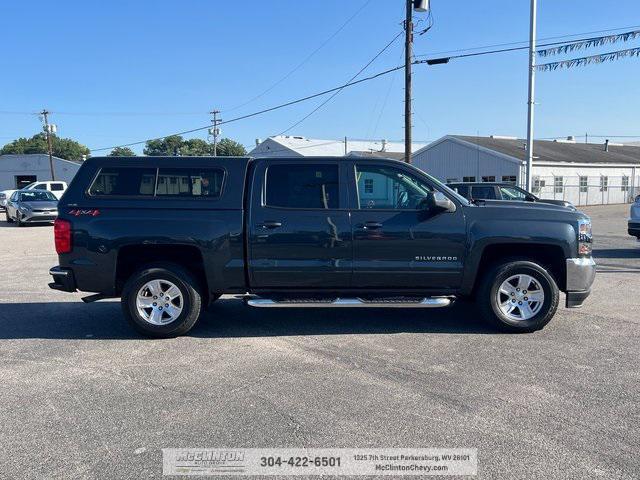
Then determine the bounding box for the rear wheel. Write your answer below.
[478,260,559,333]
[121,263,203,338]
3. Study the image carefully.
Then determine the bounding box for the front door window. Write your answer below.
[355,165,432,210]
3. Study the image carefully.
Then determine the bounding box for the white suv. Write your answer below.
[0,181,67,210]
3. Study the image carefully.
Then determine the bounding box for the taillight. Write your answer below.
[54,218,72,254]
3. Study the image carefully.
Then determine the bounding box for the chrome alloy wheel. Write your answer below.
[136,280,183,325]
[496,274,545,321]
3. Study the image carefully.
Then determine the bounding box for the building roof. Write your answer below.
[348,150,405,161]
[446,135,640,165]
[249,135,427,157]
[0,153,82,165]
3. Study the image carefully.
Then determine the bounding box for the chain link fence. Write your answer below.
[532,175,640,206]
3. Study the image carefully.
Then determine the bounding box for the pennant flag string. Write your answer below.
[536,47,640,71]
[537,29,640,57]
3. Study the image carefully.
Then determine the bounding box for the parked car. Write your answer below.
[0,181,67,211]
[629,195,640,240]
[447,182,575,209]
[5,190,59,226]
[49,156,595,338]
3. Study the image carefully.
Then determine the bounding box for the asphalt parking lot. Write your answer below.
[0,204,638,479]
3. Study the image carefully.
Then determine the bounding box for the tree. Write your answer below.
[1,133,90,161]
[181,138,211,156]
[143,135,184,156]
[142,135,247,157]
[108,146,135,156]
[215,138,247,156]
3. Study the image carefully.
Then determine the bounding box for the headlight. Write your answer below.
[577,218,592,256]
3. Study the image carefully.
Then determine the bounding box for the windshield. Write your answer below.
[19,191,57,202]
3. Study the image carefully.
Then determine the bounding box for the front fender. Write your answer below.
[460,218,575,295]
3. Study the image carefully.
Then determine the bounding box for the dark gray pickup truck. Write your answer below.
[49,156,596,337]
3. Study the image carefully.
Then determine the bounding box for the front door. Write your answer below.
[350,162,467,290]
[248,160,352,289]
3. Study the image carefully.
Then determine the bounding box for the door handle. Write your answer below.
[363,221,383,230]
[260,221,282,229]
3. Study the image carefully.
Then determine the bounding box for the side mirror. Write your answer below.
[525,195,536,202]
[420,191,456,213]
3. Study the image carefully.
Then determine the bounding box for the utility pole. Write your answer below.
[525,0,537,192]
[40,109,56,181]
[209,109,221,156]
[404,0,413,163]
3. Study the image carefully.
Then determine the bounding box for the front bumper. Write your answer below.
[20,210,58,223]
[48,266,77,292]
[565,257,596,308]
[629,221,640,238]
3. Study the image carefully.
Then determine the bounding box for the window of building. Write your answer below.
[364,178,374,194]
[600,176,608,192]
[532,176,545,194]
[579,176,588,193]
[355,164,433,210]
[266,164,339,209]
[481,176,496,182]
[621,176,629,192]
[89,168,157,196]
[15,176,37,189]
[501,176,517,184]
[462,176,476,183]
[471,185,497,200]
[554,176,564,194]
[156,168,224,197]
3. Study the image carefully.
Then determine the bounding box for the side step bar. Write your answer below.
[246,297,454,308]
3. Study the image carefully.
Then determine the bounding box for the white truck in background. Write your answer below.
[0,181,68,210]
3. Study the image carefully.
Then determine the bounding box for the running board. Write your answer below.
[246,297,454,308]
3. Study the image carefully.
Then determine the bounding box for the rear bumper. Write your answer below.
[565,257,596,308]
[48,266,77,292]
[629,221,640,238]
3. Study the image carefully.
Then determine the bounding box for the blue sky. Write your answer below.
[1,0,639,154]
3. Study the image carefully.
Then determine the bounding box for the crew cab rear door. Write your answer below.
[247,159,352,289]
[348,160,466,290]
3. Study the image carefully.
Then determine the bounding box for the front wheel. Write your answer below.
[5,211,13,223]
[121,263,203,338]
[478,260,559,333]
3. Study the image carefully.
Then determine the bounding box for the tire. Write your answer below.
[121,263,203,338]
[478,260,559,333]
[5,211,13,223]
[15,214,23,227]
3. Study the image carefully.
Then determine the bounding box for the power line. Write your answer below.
[89,64,406,152]
[221,0,374,113]
[88,30,640,152]
[277,30,404,135]
[415,24,640,58]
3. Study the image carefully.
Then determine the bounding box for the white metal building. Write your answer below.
[249,135,427,158]
[0,154,81,191]
[412,135,640,205]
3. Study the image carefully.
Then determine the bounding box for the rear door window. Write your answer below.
[156,168,224,197]
[34,183,47,190]
[471,186,497,200]
[89,168,157,196]
[265,164,339,209]
[50,183,65,191]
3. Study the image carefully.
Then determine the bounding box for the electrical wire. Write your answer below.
[415,24,640,58]
[220,0,373,113]
[276,30,404,136]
